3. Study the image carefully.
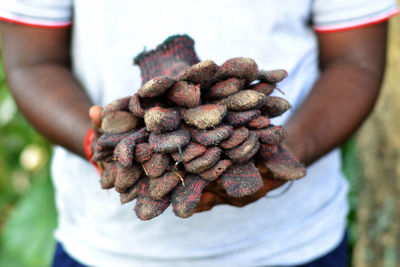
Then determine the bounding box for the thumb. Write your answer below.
[89,105,102,130]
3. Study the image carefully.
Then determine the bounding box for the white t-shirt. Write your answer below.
[1,1,398,266]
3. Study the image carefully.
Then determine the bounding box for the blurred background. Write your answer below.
[0,12,399,267]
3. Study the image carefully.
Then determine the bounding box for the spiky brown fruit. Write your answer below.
[206,78,244,99]
[96,128,148,151]
[114,136,136,168]
[265,145,306,180]
[249,82,276,96]
[149,127,191,153]
[225,131,259,163]
[258,143,278,160]
[101,96,131,119]
[257,69,288,83]
[167,81,201,108]
[135,179,170,221]
[144,106,180,134]
[248,116,271,129]
[172,175,207,218]
[221,162,263,198]
[120,182,140,204]
[179,59,218,84]
[115,163,142,193]
[256,126,287,144]
[134,143,153,163]
[215,90,266,111]
[138,76,175,98]
[225,110,261,127]
[199,159,232,181]
[184,146,221,173]
[183,104,226,129]
[191,125,233,146]
[100,162,118,189]
[149,171,182,200]
[262,96,291,118]
[220,126,249,149]
[142,153,170,178]
[171,142,207,163]
[215,57,258,82]
[101,111,138,134]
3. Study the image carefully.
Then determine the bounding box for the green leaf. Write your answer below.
[0,175,57,267]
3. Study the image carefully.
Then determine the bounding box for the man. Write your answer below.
[0,1,398,266]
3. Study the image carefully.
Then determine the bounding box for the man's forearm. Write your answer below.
[284,23,387,166]
[5,63,93,158]
[1,23,93,158]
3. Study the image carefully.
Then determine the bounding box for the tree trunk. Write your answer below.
[354,12,400,267]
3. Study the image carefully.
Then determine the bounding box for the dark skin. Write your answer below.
[0,21,387,211]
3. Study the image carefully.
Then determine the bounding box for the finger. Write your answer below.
[194,191,217,213]
[89,105,103,138]
[89,105,103,129]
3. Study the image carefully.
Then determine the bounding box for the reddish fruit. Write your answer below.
[220,127,249,149]
[171,175,207,218]
[221,162,263,198]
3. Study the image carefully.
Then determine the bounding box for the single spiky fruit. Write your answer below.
[101,96,131,119]
[167,81,201,108]
[120,182,140,204]
[262,96,291,118]
[183,104,226,129]
[171,142,206,163]
[134,143,153,163]
[191,125,233,146]
[114,136,136,168]
[184,146,221,173]
[179,59,218,84]
[115,163,142,193]
[149,171,182,200]
[215,57,258,82]
[172,175,208,218]
[256,125,287,144]
[265,145,306,180]
[100,162,117,189]
[216,90,266,111]
[138,76,175,98]
[101,111,138,134]
[149,127,190,153]
[221,162,263,198]
[258,143,278,160]
[96,128,147,151]
[128,93,145,118]
[199,159,232,181]
[225,131,259,164]
[225,110,261,127]
[92,149,113,162]
[257,69,288,83]
[129,93,165,118]
[249,82,276,96]
[248,116,270,129]
[144,106,180,134]
[142,153,169,178]
[220,126,249,149]
[207,78,244,99]
[135,179,170,221]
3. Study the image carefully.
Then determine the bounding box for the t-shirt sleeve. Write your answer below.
[312,0,399,33]
[0,0,72,28]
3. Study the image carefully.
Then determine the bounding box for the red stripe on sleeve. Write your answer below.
[0,16,72,29]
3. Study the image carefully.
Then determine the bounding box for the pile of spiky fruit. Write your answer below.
[93,36,306,220]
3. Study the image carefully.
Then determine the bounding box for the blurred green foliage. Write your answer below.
[0,50,57,266]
